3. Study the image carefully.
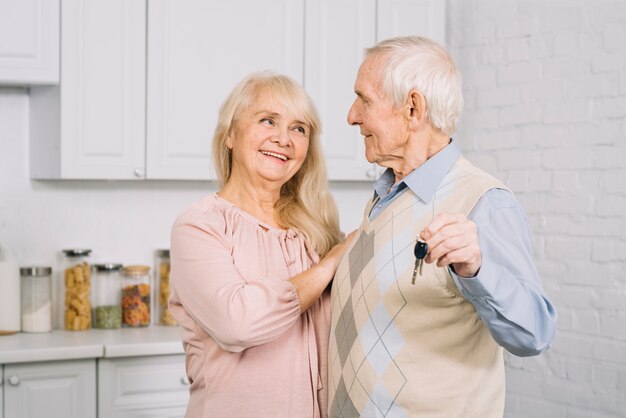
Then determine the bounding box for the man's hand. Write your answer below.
[420,213,482,278]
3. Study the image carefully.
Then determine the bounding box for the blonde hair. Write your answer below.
[366,36,463,136]
[212,71,342,256]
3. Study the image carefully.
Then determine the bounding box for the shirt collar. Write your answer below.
[372,169,397,200]
[372,139,462,204]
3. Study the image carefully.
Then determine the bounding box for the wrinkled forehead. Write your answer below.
[356,54,388,98]
[360,53,388,77]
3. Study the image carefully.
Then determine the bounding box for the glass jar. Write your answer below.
[121,265,151,327]
[61,249,92,331]
[155,249,176,326]
[92,263,123,329]
[20,267,52,333]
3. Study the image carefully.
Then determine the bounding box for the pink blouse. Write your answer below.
[169,194,330,418]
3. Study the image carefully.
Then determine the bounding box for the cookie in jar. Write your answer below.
[121,265,151,327]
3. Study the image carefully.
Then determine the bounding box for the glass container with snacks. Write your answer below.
[61,249,92,331]
[92,263,123,329]
[155,249,176,326]
[20,267,52,333]
[121,265,151,327]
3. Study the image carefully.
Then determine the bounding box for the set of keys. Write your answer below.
[411,240,428,284]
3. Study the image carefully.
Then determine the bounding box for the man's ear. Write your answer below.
[407,90,426,130]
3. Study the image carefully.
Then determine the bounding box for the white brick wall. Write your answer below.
[449,0,626,416]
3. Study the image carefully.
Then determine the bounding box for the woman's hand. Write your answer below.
[290,230,357,312]
[318,230,357,275]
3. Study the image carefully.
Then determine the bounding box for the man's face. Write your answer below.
[347,54,410,168]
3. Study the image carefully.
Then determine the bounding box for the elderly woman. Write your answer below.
[169,72,352,418]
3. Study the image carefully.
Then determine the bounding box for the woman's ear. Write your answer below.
[407,90,426,130]
[225,132,234,150]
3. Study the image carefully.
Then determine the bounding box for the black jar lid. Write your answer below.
[93,263,123,272]
[63,249,92,257]
[20,266,52,277]
[156,249,170,257]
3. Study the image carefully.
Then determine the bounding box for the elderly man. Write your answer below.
[328,36,557,418]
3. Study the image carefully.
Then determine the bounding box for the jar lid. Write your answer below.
[20,266,52,277]
[93,263,123,272]
[122,265,150,275]
[156,249,170,257]
[62,249,92,257]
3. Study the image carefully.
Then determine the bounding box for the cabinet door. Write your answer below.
[0,0,60,85]
[377,0,446,45]
[3,359,96,418]
[61,0,147,179]
[98,354,189,418]
[146,0,304,180]
[30,0,147,180]
[305,0,379,181]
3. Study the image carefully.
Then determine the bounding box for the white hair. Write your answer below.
[366,36,464,136]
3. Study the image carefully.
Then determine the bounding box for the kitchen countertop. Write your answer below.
[0,326,184,364]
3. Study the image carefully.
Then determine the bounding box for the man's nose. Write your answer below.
[347,100,360,126]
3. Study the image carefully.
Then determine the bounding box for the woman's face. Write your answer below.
[226,89,310,189]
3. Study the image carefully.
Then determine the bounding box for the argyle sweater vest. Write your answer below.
[328,157,509,418]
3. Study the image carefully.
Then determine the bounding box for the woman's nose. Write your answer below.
[273,128,291,146]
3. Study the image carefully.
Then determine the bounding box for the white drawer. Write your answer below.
[98,354,189,418]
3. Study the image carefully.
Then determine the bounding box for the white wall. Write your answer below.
[449,0,626,417]
[1,0,625,416]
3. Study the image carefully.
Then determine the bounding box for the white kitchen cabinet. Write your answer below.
[29,0,303,181]
[146,0,304,180]
[98,354,189,418]
[0,0,60,85]
[27,0,444,181]
[29,0,147,180]
[3,359,96,418]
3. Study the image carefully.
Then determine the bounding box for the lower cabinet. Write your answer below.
[1,354,188,418]
[98,354,189,418]
[3,359,96,418]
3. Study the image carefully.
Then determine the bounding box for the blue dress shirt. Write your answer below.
[369,140,557,356]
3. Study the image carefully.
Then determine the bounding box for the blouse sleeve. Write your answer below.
[169,209,302,353]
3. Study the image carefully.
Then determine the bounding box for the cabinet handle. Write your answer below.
[134,168,145,178]
[366,166,377,180]
[8,375,20,386]
[180,376,190,386]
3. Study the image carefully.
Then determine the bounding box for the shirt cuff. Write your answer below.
[449,257,498,300]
